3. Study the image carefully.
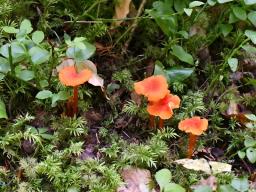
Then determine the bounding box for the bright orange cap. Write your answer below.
[59,66,92,87]
[147,92,181,119]
[178,117,208,136]
[134,75,169,101]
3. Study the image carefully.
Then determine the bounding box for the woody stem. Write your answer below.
[149,115,155,128]
[187,133,198,158]
[73,86,79,116]
[159,118,164,129]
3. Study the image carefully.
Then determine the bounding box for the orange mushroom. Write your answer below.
[134,75,169,102]
[134,75,169,128]
[59,66,92,117]
[147,92,180,129]
[178,117,208,158]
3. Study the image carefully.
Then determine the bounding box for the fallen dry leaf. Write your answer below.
[113,0,132,27]
[117,167,156,192]
[191,176,217,191]
[174,158,232,175]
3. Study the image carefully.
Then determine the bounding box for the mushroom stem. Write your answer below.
[187,133,198,158]
[73,86,79,116]
[149,115,155,128]
[159,118,164,129]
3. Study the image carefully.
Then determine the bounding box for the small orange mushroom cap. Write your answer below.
[147,92,181,119]
[59,66,92,87]
[134,75,169,102]
[178,117,208,136]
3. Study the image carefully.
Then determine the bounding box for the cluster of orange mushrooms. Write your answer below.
[134,75,208,158]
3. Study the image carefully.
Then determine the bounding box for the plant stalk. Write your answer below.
[73,86,79,116]
[149,115,155,129]
[187,133,198,158]
[159,118,164,129]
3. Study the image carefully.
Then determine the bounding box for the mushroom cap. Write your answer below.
[178,116,208,136]
[134,75,169,102]
[147,92,181,119]
[59,66,92,87]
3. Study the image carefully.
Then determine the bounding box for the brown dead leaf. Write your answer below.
[117,167,156,192]
[191,176,217,191]
[113,0,132,27]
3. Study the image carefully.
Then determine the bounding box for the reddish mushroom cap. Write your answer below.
[147,92,181,119]
[178,116,208,136]
[59,66,92,87]
[134,75,169,102]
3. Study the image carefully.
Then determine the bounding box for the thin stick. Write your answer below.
[149,115,155,129]
[187,133,198,158]
[159,118,164,129]
[73,86,79,116]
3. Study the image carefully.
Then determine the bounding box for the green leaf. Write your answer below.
[0,99,7,119]
[246,147,256,163]
[147,1,177,36]
[154,63,194,83]
[184,8,193,16]
[166,68,194,82]
[29,46,50,65]
[232,6,247,20]
[238,151,246,159]
[0,57,10,74]
[178,31,189,39]
[32,31,44,44]
[220,24,233,37]
[245,30,256,44]
[231,178,249,192]
[2,26,18,33]
[229,12,239,24]
[218,185,236,192]
[171,45,194,65]
[194,185,212,192]
[244,137,256,147]
[217,0,233,3]
[248,11,256,27]
[207,0,217,6]
[174,0,186,13]
[20,19,33,34]
[189,1,205,8]
[228,58,238,72]
[66,42,96,61]
[36,90,53,100]
[164,183,185,192]
[155,169,172,190]
[51,91,69,107]
[244,0,256,5]
[0,43,26,62]
[245,114,256,121]
[16,70,34,81]
[242,44,256,54]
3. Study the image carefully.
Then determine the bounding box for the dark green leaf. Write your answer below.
[194,185,212,192]
[0,57,10,74]
[171,45,194,65]
[220,24,233,37]
[248,11,256,27]
[232,6,247,21]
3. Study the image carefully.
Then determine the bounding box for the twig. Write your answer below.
[123,0,147,52]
